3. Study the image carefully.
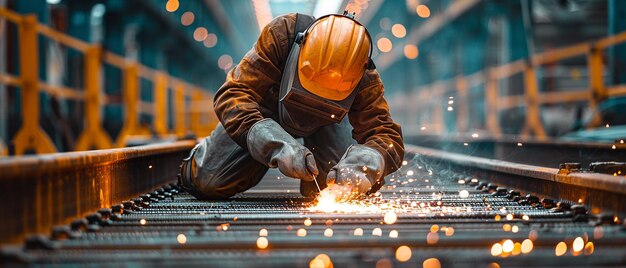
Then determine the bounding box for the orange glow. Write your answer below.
[297,228,307,237]
[521,239,533,254]
[165,0,179,12]
[502,239,514,253]
[375,258,393,268]
[377,38,393,53]
[391,24,406,38]
[324,228,333,237]
[573,237,584,252]
[193,27,208,41]
[395,245,412,262]
[555,242,567,256]
[430,224,440,232]
[177,233,187,244]
[528,230,538,241]
[304,218,312,226]
[372,228,382,236]
[203,33,218,48]
[584,242,595,255]
[218,55,233,70]
[311,254,332,268]
[486,263,500,268]
[445,227,455,236]
[426,232,439,245]
[423,258,441,268]
[259,228,268,237]
[404,45,419,59]
[181,11,194,26]
[502,224,511,232]
[256,237,268,249]
[512,242,522,255]
[416,5,431,18]
[384,211,397,224]
[491,243,503,256]
[353,228,364,236]
[389,230,398,238]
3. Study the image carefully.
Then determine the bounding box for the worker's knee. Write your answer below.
[187,172,240,200]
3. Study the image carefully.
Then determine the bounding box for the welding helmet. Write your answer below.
[298,13,374,101]
[278,13,375,137]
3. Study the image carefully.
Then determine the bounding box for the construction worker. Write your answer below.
[179,12,404,199]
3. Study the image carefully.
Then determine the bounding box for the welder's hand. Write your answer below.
[326,145,385,196]
[247,119,318,181]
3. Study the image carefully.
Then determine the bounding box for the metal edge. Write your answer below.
[405,144,626,195]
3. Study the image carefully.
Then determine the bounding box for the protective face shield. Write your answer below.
[279,13,375,137]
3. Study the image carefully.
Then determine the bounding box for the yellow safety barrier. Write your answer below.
[407,31,626,138]
[0,8,217,155]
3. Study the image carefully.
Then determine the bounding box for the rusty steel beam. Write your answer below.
[0,140,195,244]
[406,144,626,214]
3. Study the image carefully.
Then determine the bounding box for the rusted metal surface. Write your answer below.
[0,140,195,244]
[404,134,626,168]
[2,160,625,267]
[406,145,626,214]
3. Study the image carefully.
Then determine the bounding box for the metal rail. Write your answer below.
[2,146,625,266]
[0,139,195,244]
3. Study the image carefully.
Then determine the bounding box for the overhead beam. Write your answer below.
[376,0,482,71]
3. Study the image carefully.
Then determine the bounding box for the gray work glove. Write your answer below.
[326,144,385,196]
[247,118,318,181]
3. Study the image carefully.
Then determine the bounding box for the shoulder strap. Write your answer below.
[289,13,315,47]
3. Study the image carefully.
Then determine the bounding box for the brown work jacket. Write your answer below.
[213,13,404,176]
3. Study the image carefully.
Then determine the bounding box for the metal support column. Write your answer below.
[12,15,57,155]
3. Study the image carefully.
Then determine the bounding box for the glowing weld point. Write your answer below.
[324,228,333,237]
[353,228,363,236]
[521,239,533,254]
[296,228,307,237]
[502,239,514,253]
[612,145,617,149]
[459,190,469,198]
[555,241,567,256]
[447,107,453,111]
[421,126,427,131]
[522,215,530,221]
[389,230,398,238]
[256,237,268,249]
[330,114,335,119]
[402,160,408,165]
[139,219,146,225]
[517,143,523,147]
[304,219,312,226]
[395,245,412,262]
[471,133,479,138]
[384,211,398,224]
[177,234,187,244]
[423,258,441,268]
[372,228,382,236]
[491,243,503,256]
[573,237,584,252]
[406,170,414,176]
[259,228,268,237]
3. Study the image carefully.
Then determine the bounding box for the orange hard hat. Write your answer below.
[298,14,372,101]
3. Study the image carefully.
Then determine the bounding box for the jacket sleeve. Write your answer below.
[348,70,404,176]
[213,16,291,148]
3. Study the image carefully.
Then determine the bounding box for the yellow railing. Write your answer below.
[399,31,626,140]
[0,8,217,156]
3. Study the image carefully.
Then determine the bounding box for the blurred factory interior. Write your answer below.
[0,0,625,155]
